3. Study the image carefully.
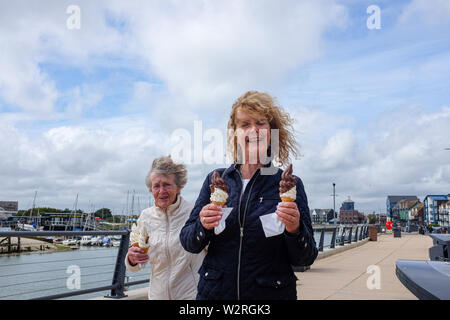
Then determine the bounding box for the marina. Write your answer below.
[0,244,150,300]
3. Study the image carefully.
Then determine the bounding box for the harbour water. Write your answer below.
[0,246,150,300]
[0,230,335,300]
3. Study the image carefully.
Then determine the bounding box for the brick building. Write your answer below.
[339,197,366,224]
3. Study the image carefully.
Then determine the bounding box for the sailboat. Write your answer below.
[63,194,81,246]
[17,191,44,231]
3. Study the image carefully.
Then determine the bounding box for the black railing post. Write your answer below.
[105,232,130,299]
[355,226,359,242]
[330,228,337,249]
[359,226,364,240]
[348,227,353,244]
[340,227,346,246]
[318,228,325,252]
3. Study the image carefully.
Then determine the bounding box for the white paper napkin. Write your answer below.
[259,203,285,237]
[214,207,233,235]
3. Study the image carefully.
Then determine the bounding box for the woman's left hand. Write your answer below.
[276,202,300,234]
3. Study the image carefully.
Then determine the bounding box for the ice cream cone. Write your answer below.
[132,241,149,253]
[280,196,295,203]
[212,200,226,207]
[279,164,298,202]
[210,171,229,207]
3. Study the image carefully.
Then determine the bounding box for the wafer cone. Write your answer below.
[132,241,149,253]
[280,196,295,202]
[212,201,226,207]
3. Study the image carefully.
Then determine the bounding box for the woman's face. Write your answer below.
[150,173,180,210]
[235,108,271,164]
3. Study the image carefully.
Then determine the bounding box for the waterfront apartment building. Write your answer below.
[386,195,418,220]
[339,197,366,224]
[423,194,450,225]
[375,213,387,226]
[310,209,334,224]
[0,201,18,220]
[409,202,424,227]
[393,199,424,230]
[438,201,450,227]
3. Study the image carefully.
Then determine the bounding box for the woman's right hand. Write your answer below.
[199,203,223,230]
[127,246,149,266]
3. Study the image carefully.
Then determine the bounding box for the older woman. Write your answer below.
[125,156,206,300]
[180,91,317,300]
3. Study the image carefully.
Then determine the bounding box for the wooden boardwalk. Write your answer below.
[296,233,434,300]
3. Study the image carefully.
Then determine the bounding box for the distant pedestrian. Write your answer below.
[125,156,206,300]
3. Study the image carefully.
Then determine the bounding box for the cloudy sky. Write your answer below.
[1,0,449,215]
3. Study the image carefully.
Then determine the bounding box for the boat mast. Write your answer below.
[28,191,37,224]
[129,190,135,230]
[65,193,78,231]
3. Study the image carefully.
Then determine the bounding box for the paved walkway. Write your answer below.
[296,233,434,300]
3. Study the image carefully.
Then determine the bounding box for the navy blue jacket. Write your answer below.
[180,163,318,300]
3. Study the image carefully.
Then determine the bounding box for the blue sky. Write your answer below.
[1,0,450,214]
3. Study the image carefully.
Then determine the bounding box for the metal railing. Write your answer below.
[1,226,371,299]
[0,230,149,300]
[314,224,369,252]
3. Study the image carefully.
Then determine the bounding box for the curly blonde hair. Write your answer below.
[145,156,187,190]
[227,91,298,167]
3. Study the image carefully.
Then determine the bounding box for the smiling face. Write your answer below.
[235,108,271,164]
[150,172,180,210]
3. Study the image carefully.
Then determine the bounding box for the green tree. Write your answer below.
[94,208,112,219]
[368,213,377,225]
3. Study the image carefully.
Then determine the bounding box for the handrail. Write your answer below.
[0,230,148,300]
[1,226,372,298]
[0,231,127,237]
[313,224,370,250]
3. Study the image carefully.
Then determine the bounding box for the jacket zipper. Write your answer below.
[165,213,172,300]
[236,169,260,300]
[259,196,281,203]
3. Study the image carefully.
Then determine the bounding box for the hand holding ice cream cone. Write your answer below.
[128,223,150,266]
[199,171,229,230]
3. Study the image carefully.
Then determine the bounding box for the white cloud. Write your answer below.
[0,1,131,113]
[399,0,450,26]
[2,1,449,216]
[319,130,357,169]
[0,42,59,113]
[298,104,450,212]
[116,0,348,108]
[0,116,169,211]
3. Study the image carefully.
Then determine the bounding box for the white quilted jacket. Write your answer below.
[125,195,206,300]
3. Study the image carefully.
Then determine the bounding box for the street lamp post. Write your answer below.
[333,183,336,225]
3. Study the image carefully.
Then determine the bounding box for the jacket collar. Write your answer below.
[225,161,275,176]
